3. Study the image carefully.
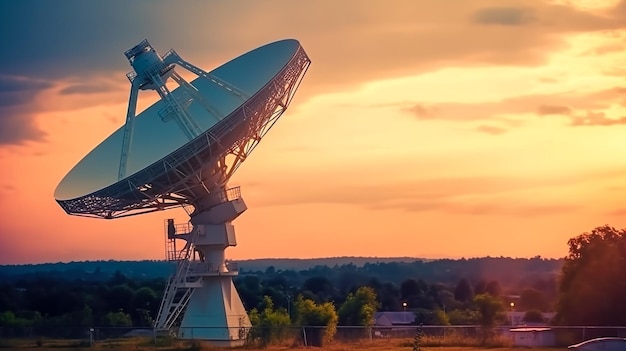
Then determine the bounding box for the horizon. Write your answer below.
[2,1,626,265]
[0,254,565,267]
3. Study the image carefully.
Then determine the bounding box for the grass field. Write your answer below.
[0,337,569,351]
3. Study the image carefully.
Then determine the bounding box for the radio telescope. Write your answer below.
[55,39,310,346]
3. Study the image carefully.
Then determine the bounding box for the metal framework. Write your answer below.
[56,43,310,218]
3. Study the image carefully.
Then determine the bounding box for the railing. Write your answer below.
[206,186,242,207]
[187,261,239,274]
[125,59,173,84]
[225,186,242,201]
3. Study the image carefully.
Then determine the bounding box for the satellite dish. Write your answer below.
[54,39,311,345]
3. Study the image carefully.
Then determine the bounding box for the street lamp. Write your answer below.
[402,302,407,323]
[287,295,292,320]
[510,302,515,325]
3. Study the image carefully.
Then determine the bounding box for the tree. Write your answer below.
[133,286,158,321]
[106,285,134,312]
[401,279,428,299]
[522,309,545,324]
[235,275,263,310]
[0,311,33,327]
[474,279,488,295]
[294,295,338,346]
[302,276,337,303]
[400,279,431,309]
[413,308,450,325]
[519,288,549,312]
[102,311,132,327]
[338,286,379,326]
[66,305,93,327]
[430,308,450,325]
[484,280,501,297]
[401,279,421,299]
[447,308,480,325]
[374,282,401,312]
[556,225,626,325]
[454,279,474,303]
[473,293,504,343]
[249,296,291,346]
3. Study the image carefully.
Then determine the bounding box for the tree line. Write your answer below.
[1,225,623,339]
[0,260,558,333]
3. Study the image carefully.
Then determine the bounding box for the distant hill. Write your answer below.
[0,257,423,281]
[0,260,176,282]
[0,257,563,287]
[236,256,424,272]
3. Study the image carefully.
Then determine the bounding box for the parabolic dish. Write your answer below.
[55,39,310,218]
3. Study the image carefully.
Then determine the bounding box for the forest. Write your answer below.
[0,256,561,333]
[1,225,625,337]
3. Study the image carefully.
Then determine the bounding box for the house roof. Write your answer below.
[510,327,552,332]
[374,311,415,325]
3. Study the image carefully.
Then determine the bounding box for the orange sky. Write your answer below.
[2,0,626,264]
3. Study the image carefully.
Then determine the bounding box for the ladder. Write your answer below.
[155,228,201,331]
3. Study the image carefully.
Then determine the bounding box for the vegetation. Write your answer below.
[6,221,626,346]
[0,271,163,337]
[293,295,338,346]
[337,286,379,326]
[0,256,563,338]
[0,337,558,350]
[555,225,626,325]
[248,296,291,346]
[473,293,504,343]
[523,309,545,323]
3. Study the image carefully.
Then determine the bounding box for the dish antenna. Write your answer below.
[55,39,310,346]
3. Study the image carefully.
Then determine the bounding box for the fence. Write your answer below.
[2,325,626,347]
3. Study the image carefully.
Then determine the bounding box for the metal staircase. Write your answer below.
[155,222,201,331]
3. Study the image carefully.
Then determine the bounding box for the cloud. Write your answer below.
[0,1,165,80]
[0,76,126,146]
[1,1,625,145]
[583,42,626,56]
[476,125,507,135]
[370,198,578,216]
[0,110,47,145]
[537,105,572,115]
[0,76,51,93]
[2,0,626,101]
[0,76,53,145]
[404,86,626,127]
[570,111,626,126]
[249,169,623,215]
[59,83,118,95]
[609,208,626,216]
[473,7,536,26]
[407,104,433,119]
[0,75,52,107]
[0,184,16,196]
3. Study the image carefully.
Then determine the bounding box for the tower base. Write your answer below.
[178,276,251,344]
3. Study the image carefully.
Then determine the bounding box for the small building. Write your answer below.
[374,311,415,326]
[507,311,556,325]
[510,327,555,347]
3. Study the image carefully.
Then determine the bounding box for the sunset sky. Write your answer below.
[2,0,626,265]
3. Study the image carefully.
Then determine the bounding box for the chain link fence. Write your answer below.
[2,325,626,348]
